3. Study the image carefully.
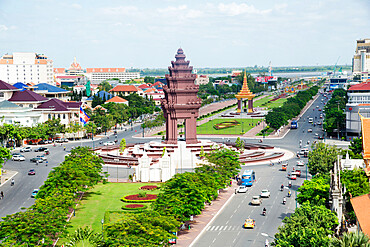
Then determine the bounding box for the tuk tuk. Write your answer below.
[281,164,287,171]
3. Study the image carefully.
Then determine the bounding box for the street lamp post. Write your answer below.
[101,219,104,241]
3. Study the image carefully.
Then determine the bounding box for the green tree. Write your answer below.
[104,211,179,247]
[119,138,126,153]
[308,142,339,176]
[0,146,11,168]
[349,138,363,156]
[64,227,103,247]
[297,174,330,206]
[341,168,370,198]
[98,81,113,92]
[144,76,155,84]
[273,203,338,247]
[329,231,370,247]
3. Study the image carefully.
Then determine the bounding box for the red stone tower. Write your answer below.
[161,48,202,144]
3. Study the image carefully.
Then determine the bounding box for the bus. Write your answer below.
[291,120,298,129]
[241,170,256,186]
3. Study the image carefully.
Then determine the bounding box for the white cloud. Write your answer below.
[157,5,187,13]
[102,6,139,16]
[218,3,272,16]
[71,3,82,9]
[0,25,8,31]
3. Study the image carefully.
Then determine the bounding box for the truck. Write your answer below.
[291,120,298,129]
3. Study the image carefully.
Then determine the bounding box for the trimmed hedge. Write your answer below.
[121,194,157,203]
[139,185,158,190]
[122,204,148,211]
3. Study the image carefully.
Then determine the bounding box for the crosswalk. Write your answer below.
[206,225,240,231]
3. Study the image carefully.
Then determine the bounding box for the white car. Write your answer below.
[103,141,115,146]
[20,147,32,152]
[307,128,313,132]
[297,160,305,166]
[12,154,25,161]
[237,185,248,193]
[251,196,262,205]
[260,189,270,198]
[36,155,47,161]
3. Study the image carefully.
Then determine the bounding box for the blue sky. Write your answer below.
[0,0,369,68]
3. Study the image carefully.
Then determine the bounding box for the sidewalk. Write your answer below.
[176,182,238,247]
[243,121,265,137]
[0,169,17,187]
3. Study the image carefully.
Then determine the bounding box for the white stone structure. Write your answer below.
[329,156,345,227]
[341,152,365,170]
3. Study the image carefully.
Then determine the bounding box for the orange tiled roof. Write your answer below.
[144,88,156,93]
[109,85,138,92]
[349,82,370,91]
[360,116,370,160]
[54,68,66,74]
[350,194,370,236]
[86,68,125,73]
[105,96,128,103]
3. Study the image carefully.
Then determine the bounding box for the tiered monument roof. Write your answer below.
[235,72,255,100]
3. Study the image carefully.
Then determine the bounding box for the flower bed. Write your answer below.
[121,194,157,203]
[139,185,158,191]
[213,120,240,130]
[122,204,148,211]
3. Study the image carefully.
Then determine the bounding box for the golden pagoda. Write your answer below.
[235,71,255,113]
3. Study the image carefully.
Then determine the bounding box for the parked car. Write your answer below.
[35,147,48,152]
[20,147,32,152]
[251,196,262,205]
[38,140,48,145]
[237,185,248,193]
[30,157,43,163]
[36,155,47,161]
[12,154,25,161]
[28,169,36,175]
[31,189,39,198]
[260,189,270,198]
[103,141,115,146]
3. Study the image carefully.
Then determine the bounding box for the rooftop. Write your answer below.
[8,90,48,102]
[36,98,81,112]
[86,68,126,73]
[110,85,138,92]
[348,82,370,91]
[34,83,69,93]
[350,194,370,236]
[0,80,19,91]
[105,96,128,103]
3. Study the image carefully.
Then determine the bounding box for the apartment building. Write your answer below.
[0,52,54,85]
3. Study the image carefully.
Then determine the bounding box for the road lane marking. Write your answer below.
[226,220,229,224]
[210,226,215,231]
[214,226,219,231]
[206,226,211,231]
[219,226,223,231]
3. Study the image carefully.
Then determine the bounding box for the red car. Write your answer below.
[292,170,301,177]
[318,109,322,111]
[28,169,36,175]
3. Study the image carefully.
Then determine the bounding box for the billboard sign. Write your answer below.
[256,76,278,83]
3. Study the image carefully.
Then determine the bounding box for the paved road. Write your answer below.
[0,90,330,239]
[192,91,330,246]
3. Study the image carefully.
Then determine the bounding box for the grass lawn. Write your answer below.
[254,96,273,107]
[266,98,288,109]
[196,118,261,135]
[64,182,160,237]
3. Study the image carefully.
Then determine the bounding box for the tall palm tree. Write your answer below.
[330,231,370,247]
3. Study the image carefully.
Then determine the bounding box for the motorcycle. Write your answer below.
[262,210,266,216]
[283,198,286,205]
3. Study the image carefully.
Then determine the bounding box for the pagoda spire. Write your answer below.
[235,71,255,113]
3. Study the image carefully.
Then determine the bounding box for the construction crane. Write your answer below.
[332,56,340,77]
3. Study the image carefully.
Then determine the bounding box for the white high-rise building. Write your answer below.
[352,39,370,81]
[0,52,54,85]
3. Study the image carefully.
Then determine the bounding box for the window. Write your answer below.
[0,92,4,98]
[29,104,33,108]
[63,114,66,119]
[48,114,51,119]
[19,104,23,107]
[58,114,60,119]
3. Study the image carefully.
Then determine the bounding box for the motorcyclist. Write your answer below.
[280,184,284,191]
[64,146,66,151]
[11,178,14,186]
[288,190,291,197]
[265,239,269,247]
[283,197,287,204]
[263,207,267,215]
[288,181,292,187]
